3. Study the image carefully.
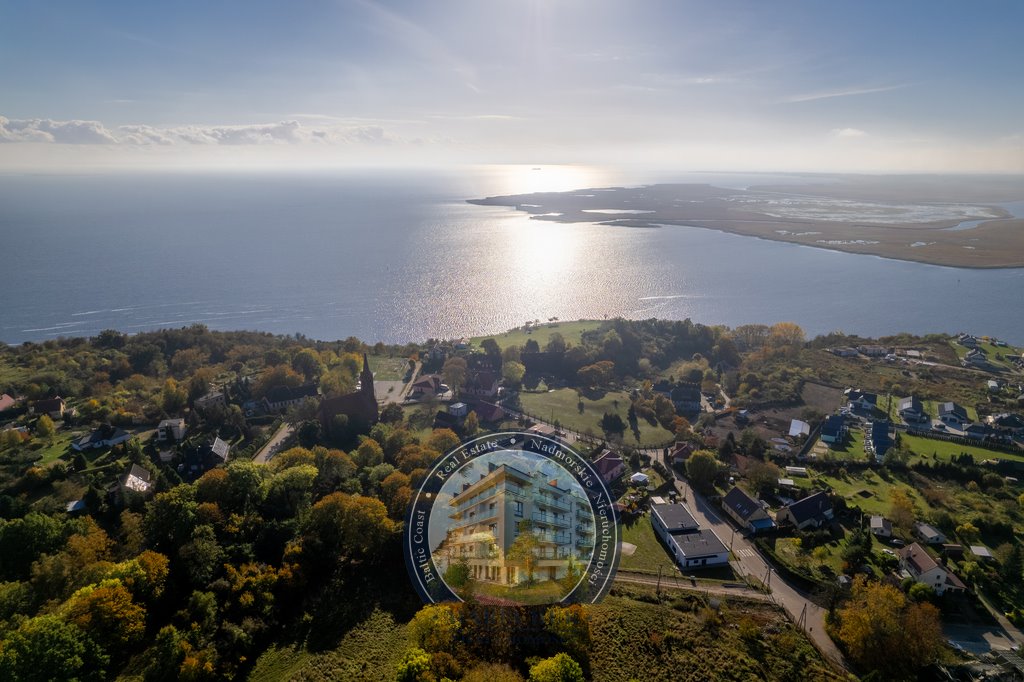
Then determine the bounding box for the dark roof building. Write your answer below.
[72,424,131,451]
[938,402,968,423]
[821,415,846,443]
[870,421,892,458]
[722,487,775,533]
[777,491,833,530]
[263,384,319,412]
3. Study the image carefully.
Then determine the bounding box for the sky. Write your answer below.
[2,0,1023,173]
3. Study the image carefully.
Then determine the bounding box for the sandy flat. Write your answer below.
[468,180,1024,268]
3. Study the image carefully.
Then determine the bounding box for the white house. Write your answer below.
[869,515,892,538]
[898,542,966,596]
[650,503,729,569]
[157,418,187,442]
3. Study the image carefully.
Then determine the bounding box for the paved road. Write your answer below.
[670,467,851,671]
[252,422,294,464]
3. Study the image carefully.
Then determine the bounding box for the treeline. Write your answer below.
[0,421,465,680]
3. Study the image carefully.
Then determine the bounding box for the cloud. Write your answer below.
[0,116,119,144]
[1,115,396,146]
[832,127,867,138]
[783,84,906,104]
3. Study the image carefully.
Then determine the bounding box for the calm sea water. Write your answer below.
[2,167,1023,345]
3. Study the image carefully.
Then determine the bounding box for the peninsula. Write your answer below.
[469,174,1024,268]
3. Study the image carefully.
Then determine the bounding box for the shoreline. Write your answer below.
[468,182,1024,269]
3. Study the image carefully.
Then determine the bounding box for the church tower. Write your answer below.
[360,353,376,402]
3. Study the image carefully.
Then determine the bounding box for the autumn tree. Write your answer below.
[352,436,385,468]
[686,450,720,493]
[745,461,781,496]
[835,576,943,677]
[63,580,147,658]
[529,653,585,682]
[442,357,468,396]
[427,429,460,456]
[0,614,109,681]
[502,360,526,386]
[34,414,56,441]
[464,411,480,437]
[889,488,915,531]
[298,492,399,573]
[291,348,325,382]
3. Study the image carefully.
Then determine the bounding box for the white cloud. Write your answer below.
[832,127,867,138]
[784,84,906,104]
[1,115,396,147]
[0,116,119,144]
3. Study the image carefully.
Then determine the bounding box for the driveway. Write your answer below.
[252,422,294,464]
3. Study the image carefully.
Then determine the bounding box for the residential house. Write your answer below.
[408,374,444,400]
[914,521,946,545]
[963,348,991,369]
[650,502,729,569]
[868,421,893,459]
[958,334,979,348]
[820,415,847,444]
[963,423,993,440]
[434,402,467,430]
[109,463,154,505]
[937,402,968,427]
[463,399,505,424]
[0,394,17,413]
[462,370,500,400]
[590,445,626,485]
[72,424,132,451]
[898,396,926,423]
[988,413,1024,437]
[183,437,230,478]
[897,542,966,596]
[32,396,66,420]
[722,487,775,534]
[776,490,833,530]
[263,384,319,413]
[857,345,888,357]
[845,389,878,412]
[667,441,694,466]
[670,384,702,414]
[157,418,187,443]
[831,347,859,357]
[194,390,228,414]
[988,380,1001,393]
[869,515,893,538]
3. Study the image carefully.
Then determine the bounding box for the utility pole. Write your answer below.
[797,603,807,630]
[656,564,663,596]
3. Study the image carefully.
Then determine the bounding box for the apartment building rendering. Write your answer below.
[434,461,595,586]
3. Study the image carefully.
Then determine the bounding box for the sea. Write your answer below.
[2,165,1024,346]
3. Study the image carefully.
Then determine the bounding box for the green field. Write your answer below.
[902,432,1024,464]
[619,517,678,574]
[793,467,929,518]
[367,354,414,381]
[470,319,603,351]
[33,431,75,466]
[518,388,675,447]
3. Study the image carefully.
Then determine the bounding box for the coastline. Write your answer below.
[468,182,1024,269]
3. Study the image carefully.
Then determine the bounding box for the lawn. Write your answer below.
[820,428,867,461]
[807,467,929,518]
[902,432,1024,464]
[468,578,568,605]
[618,516,678,574]
[518,388,675,447]
[367,355,414,381]
[470,319,603,351]
[33,431,75,466]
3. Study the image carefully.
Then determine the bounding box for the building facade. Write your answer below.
[435,463,593,585]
